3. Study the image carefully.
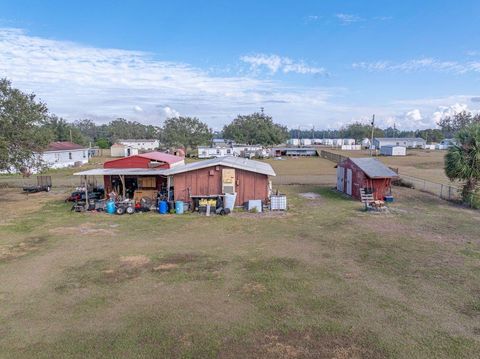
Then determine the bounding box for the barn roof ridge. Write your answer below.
[164,156,276,176]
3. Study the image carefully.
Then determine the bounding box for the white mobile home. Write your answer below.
[117,139,159,151]
[110,143,139,157]
[373,137,426,149]
[287,138,300,146]
[39,142,89,169]
[380,145,406,156]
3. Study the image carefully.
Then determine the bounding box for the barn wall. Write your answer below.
[173,165,269,205]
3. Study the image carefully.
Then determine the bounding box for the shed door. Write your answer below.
[336,166,344,192]
[346,169,352,195]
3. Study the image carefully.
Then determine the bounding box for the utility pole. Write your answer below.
[370,114,375,157]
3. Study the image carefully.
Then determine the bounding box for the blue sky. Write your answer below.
[0,0,479,130]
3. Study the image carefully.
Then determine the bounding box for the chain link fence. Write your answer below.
[398,174,479,207]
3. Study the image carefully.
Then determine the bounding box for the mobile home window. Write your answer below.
[69,152,72,160]
[83,151,86,158]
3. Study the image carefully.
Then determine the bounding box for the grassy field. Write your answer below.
[1,178,480,357]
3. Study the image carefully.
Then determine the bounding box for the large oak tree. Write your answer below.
[0,79,52,172]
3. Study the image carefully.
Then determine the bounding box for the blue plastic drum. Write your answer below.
[106,200,116,214]
[175,201,184,214]
[158,200,168,214]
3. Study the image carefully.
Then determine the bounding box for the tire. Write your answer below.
[219,209,226,216]
[116,207,125,215]
[126,206,135,214]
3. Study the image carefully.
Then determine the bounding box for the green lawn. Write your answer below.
[0,185,479,358]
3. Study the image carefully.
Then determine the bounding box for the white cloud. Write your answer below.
[432,103,469,124]
[352,58,480,74]
[335,13,363,24]
[0,28,335,127]
[240,54,327,75]
[159,105,180,119]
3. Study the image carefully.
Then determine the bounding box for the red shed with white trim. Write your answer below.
[336,157,398,201]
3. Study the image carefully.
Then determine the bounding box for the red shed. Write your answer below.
[336,157,398,201]
[103,152,184,169]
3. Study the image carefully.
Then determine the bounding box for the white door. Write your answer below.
[336,166,344,192]
[346,169,352,196]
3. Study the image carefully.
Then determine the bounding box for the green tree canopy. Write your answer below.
[0,78,52,172]
[445,123,480,208]
[339,122,384,142]
[44,115,88,145]
[161,116,212,150]
[438,111,480,138]
[223,112,289,146]
[106,118,159,143]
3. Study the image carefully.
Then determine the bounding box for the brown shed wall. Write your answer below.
[173,165,269,205]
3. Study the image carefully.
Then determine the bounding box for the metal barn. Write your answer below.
[336,157,398,201]
[75,154,275,207]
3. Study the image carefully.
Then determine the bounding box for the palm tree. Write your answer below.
[445,123,480,208]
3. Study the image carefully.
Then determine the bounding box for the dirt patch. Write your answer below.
[119,255,151,269]
[50,223,116,236]
[153,263,179,271]
[0,236,48,261]
[242,282,267,296]
[219,329,387,359]
[0,189,66,224]
[299,192,322,200]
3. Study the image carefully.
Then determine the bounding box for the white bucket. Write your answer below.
[223,193,237,211]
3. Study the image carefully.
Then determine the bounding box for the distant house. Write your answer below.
[273,147,318,157]
[373,137,426,149]
[287,138,300,146]
[197,143,266,159]
[39,141,90,169]
[198,145,234,158]
[336,157,398,201]
[110,143,139,158]
[117,139,159,151]
[436,139,457,150]
[380,145,406,156]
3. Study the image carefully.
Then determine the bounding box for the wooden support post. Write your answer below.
[84,175,89,206]
[167,176,171,201]
[119,175,126,199]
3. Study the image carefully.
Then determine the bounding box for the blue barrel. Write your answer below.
[106,200,116,214]
[158,200,168,214]
[175,201,184,214]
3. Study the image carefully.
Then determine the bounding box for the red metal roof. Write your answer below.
[136,152,184,164]
[103,151,184,169]
[46,141,86,151]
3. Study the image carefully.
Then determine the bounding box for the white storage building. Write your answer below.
[380,145,406,156]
